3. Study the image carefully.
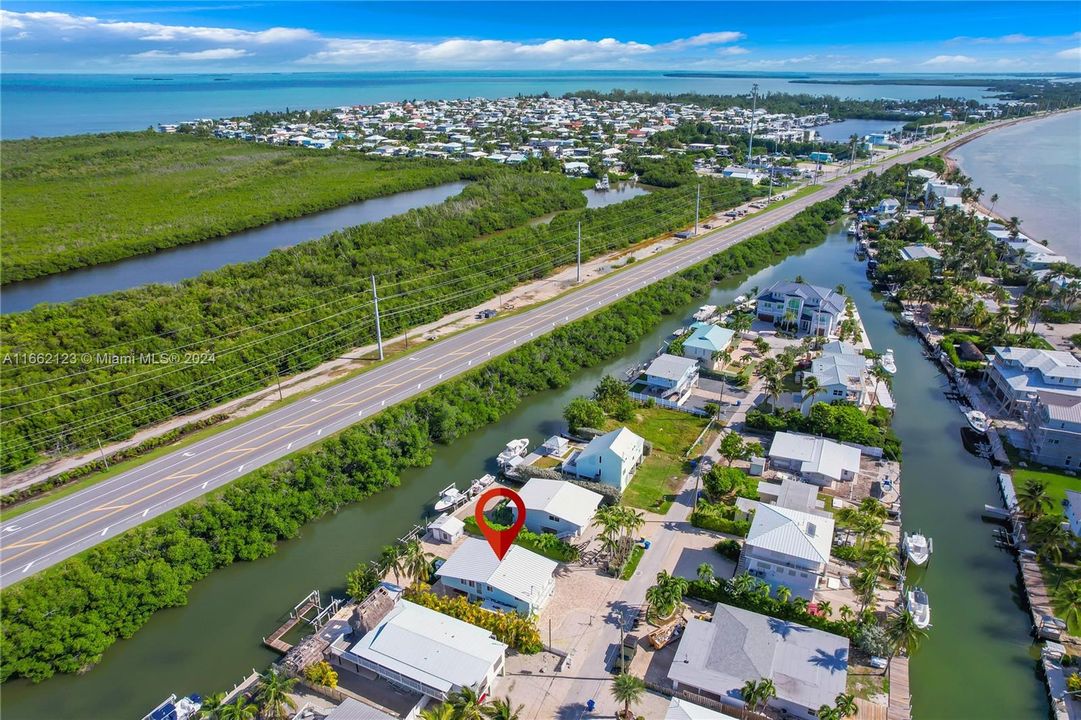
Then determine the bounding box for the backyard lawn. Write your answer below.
[607,407,714,512]
[1012,465,1081,517]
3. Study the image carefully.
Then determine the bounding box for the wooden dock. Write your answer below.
[887,655,912,720]
[263,591,321,653]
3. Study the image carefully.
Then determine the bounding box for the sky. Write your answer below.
[1,1,1080,74]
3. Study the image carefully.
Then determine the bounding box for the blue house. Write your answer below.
[682,322,736,365]
[435,538,558,615]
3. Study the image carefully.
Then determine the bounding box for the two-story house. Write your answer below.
[681,322,736,367]
[801,342,894,414]
[737,504,834,600]
[767,431,861,488]
[567,426,645,491]
[435,538,557,615]
[1024,394,1081,471]
[984,347,1081,416]
[755,282,847,338]
[640,353,700,404]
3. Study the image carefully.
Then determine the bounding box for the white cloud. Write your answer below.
[949,33,1035,45]
[922,54,978,66]
[666,31,745,48]
[1056,47,1081,60]
[132,48,251,61]
[717,46,750,56]
[866,57,898,65]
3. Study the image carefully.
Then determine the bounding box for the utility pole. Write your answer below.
[767,168,774,201]
[97,438,109,469]
[371,274,383,361]
[576,221,582,283]
[694,184,701,235]
[274,371,283,401]
[747,83,759,163]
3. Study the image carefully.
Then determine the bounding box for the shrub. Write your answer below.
[714,539,742,561]
[685,578,856,639]
[563,397,606,433]
[703,466,758,502]
[405,587,543,653]
[303,661,338,689]
[690,503,751,536]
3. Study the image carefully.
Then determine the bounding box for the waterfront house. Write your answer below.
[875,198,900,216]
[900,244,942,264]
[737,503,834,600]
[923,181,962,208]
[681,322,736,366]
[514,478,603,537]
[668,603,848,719]
[768,431,861,487]
[984,347,1081,416]
[329,596,506,703]
[1023,393,1081,471]
[435,537,557,615]
[642,353,700,403]
[429,513,465,544]
[802,343,894,413]
[567,427,645,492]
[1065,490,1081,536]
[755,282,847,338]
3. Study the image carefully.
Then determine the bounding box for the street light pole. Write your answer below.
[747,83,759,162]
[371,274,383,361]
[576,221,582,283]
[694,183,701,235]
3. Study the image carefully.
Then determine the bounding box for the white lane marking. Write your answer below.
[143,509,149,517]
[100,527,109,537]
[310,398,320,403]
[22,562,33,573]
[183,452,195,458]
[287,442,293,450]
[317,429,323,437]
[3,526,21,533]
[202,481,209,489]
[237,464,245,473]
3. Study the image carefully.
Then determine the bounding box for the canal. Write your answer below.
[1,181,470,314]
[2,225,1046,719]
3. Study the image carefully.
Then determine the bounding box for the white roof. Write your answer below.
[580,426,644,465]
[646,353,698,381]
[665,697,726,719]
[769,432,861,481]
[430,514,465,534]
[346,599,506,695]
[518,478,603,529]
[746,503,834,565]
[436,537,558,604]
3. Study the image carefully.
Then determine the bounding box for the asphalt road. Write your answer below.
[0,128,991,587]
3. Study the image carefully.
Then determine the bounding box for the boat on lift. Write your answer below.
[879,349,897,375]
[693,305,718,322]
[434,483,464,512]
[903,532,933,566]
[497,438,530,468]
[847,221,859,236]
[906,587,932,628]
[965,409,990,434]
[594,174,610,191]
[469,473,496,495]
[143,695,202,720]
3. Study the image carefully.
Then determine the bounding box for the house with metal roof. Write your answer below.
[329,598,507,703]
[435,537,558,615]
[514,478,603,538]
[802,343,894,414]
[566,426,645,491]
[641,353,700,403]
[1024,393,1081,471]
[755,282,847,338]
[668,603,848,719]
[899,244,942,263]
[767,431,861,488]
[984,347,1081,416]
[737,503,834,600]
[665,697,727,719]
[681,322,736,365]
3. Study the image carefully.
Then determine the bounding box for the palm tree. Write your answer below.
[729,572,756,598]
[886,609,928,673]
[198,693,226,720]
[802,375,824,411]
[611,673,646,719]
[697,563,715,585]
[869,365,892,407]
[763,372,783,415]
[618,506,646,540]
[817,600,833,619]
[482,696,524,720]
[255,669,297,720]
[1030,516,1073,566]
[834,692,859,718]
[419,704,457,720]
[741,678,777,714]
[775,585,793,604]
[858,498,888,519]
[817,706,841,720]
[217,697,257,720]
[1017,479,1053,519]
[853,566,879,613]
[449,687,484,720]
[1054,581,1081,635]
[380,544,406,585]
[400,538,434,587]
[646,570,688,619]
[989,192,999,213]
[838,605,855,624]
[863,542,900,579]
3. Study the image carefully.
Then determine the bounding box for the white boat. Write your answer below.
[965,410,990,434]
[903,532,932,566]
[469,473,496,495]
[497,438,529,468]
[434,483,463,512]
[847,222,859,236]
[899,310,915,324]
[906,587,931,628]
[879,349,897,375]
[594,174,610,191]
[693,304,717,322]
[143,695,202,720]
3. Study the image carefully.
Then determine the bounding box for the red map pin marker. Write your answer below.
[474,487,526,560]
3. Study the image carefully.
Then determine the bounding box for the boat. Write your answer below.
[143,695,202,720]
[965,409,990,434]
[630,173,639,184]
[497,438,529,468]
[692,304,717,322]
[594,174,610,191]
[847,221,859,236]
[899,310,915,324]
[468,473,496,495]
[879,349,897,375]
[906,587,931,628]
[434,483,464,512]
[903,532,933,566]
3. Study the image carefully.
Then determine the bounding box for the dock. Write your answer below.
[263,590,342,654]
[887,655,912,720]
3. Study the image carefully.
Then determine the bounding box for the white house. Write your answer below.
[737,503,834,600]
[900,244,942,263]
[802,342,894,414]
[722,166,765,184]
[429,513,465,544]
[1024,394,1081,471]
[768,431,861,487]
[984,347,1081,416]
[330,596,507,702]
[568,427,645,491]
[435,537,557,615]
[681,322,736,365]
[668,603,848,719]
[641,353,700,403]
[756,282,847,338]
[515,478,603,537]
[875,198,900,216]
[1066,490,1081,537]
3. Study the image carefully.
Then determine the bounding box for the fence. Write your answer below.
[629,392,708,417]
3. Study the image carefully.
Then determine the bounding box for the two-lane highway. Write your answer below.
[0,127,992,587]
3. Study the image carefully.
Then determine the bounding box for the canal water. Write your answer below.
[1,225,1046,719]
[815,119,904,143]
[1,181,470,314]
